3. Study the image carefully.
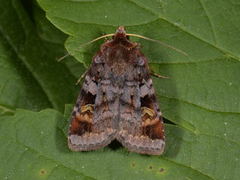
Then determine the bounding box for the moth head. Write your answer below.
[116,26,126,36]
[112,26,130,41]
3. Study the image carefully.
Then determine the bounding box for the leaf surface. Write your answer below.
[0,0,80,113]
[0,0,239,179]
[36,0,240,179]
[0,109,214,180]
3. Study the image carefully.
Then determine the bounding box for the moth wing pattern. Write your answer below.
[68,26,165,155]
[117,54,165,155]
[68,54,117,151]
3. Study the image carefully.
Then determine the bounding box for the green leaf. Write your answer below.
[36,0,240,179]
[0,0,239,179]
[0,109,214,180]
[0,0,82,113]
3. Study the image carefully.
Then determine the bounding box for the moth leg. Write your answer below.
[150,71,169,79]
[76,69,88,85]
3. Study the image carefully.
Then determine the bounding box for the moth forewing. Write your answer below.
[68,26,165,155]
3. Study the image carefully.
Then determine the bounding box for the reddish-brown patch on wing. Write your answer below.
[141,106,164,140]
[70,104,94,136]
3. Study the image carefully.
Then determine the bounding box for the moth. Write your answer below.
[68,26,165,155]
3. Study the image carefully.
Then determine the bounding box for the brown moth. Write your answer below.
[68,26,165,155]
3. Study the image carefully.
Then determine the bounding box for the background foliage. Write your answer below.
[0,0,239,179]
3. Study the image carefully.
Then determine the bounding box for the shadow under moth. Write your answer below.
[68,26,165,155]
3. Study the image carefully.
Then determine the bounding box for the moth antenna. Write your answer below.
[57,54,70,62]
[126,33,188,56]
[81,33,115,46]
[57,33,115,62]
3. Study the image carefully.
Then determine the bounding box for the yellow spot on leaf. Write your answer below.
[39,169,47,176]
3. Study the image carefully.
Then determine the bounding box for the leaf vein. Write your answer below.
[198,0,217,44]
[158,94,240,115]
[162,157,215,180]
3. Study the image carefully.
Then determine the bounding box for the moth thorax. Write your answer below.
[107,48,131,75]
